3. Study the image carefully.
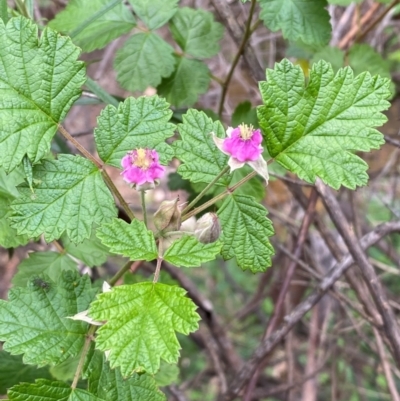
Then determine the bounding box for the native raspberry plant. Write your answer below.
[1,0,400,400]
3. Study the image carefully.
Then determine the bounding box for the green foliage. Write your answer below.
[94,96,175,166]
[0,351,53,394]
[7,379,100,401]
[85,350,166,401]
[218,194,274,273]
[10,155,117,243]
[0,272,94,367]
[12,251,78,287]
[258,59,390,189]
[128,0,178,30]
[114,33,175,92]
[170,7,224,58]
[259,0,331,48]
[164,236,222,268]
[0,17,85,172]
[157,57,210,107]
[173,110,229,185]
[48,0,136,52]
[231,101,259,128]
[89,282,200,375]
[97,218,158,261]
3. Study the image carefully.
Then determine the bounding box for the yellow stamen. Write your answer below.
[239,123,254,140]
[133,148,151,170]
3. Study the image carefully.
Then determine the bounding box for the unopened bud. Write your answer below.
[154,197,181,232]
[194,213,221,244]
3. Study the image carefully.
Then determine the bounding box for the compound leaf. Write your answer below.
[97,218,158,261]
[259,0,331,48]
[48,0,136,52]
[218,194,274,273]
[258,59,391,189]
[94,96,175,166]
[157,57,210,107]
[89,282,200,375]
[10,155,117,243]
[128,0,178,30]
[114,33,175,92]
[170,7,224,58]
[0,16,85,172]
[0,272,94,367]
[85,350,166,401]
[164,236,222,268]
[8,379,101,401]
[173,109,229,185]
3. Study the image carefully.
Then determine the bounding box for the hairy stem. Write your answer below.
[153,239,164,283]
[140,190,148,227]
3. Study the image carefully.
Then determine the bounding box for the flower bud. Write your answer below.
[194,213,221,244]
[153,197,181,232]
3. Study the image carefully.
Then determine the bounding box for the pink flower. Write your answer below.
[212,124,269,183]
[121,148,165,190]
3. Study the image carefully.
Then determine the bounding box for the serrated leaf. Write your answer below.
[10,155,116,243]
[173,110,229,184]
[258,59,390,189]
[259,0,331,48]
[0,351,53,394]
[8,379,101,401]
[85,350,166,401]
[157,57,210,107]
[164,236,221,268]
[170,7,224,58]
[89,282,200,375]
[12,251,78,287]
[0,272,93,367]
[48,0,136,53]
[128,0,178,30]
[97,218,158,261]
[0,17,85,172]
[114,32,175,92]
[94,96,175,166]
[217,194,274,273]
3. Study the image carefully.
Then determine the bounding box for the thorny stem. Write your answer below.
[140,190,148,227]
[181,165,230,215]
[217,0,257,117]
[57,124,134,221]
[182,171,257,221]
[153,239,164,283]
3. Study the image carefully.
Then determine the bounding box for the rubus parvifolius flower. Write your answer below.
[212,123,269,183]
[121,148,165,190]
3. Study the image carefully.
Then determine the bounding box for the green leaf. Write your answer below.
[311,46,344,72]
[114,32,175,92]
[258,59,390,189]
[164,236,222,268]
[217,194,274,273]
[259,0,331,48]
[173,109,229,185]
[10,155,117,243]
[0,351,52,394]
[229,166,265,202]
[49,356,80,381]
[157,57,210,107]
[62,229,109,267]
[154,361,179,387]
[48,0,136,52]
[89,282,200,375]
[170,7,224,58]
[94,95,175,166]
[85,350,166,401]
[0,17,85,172]
[128,0,178,30]
[8,379,101,401]
[231,101,259,128]
[0,272,93,367]
[97,218,158,261]
[12,251,78,287]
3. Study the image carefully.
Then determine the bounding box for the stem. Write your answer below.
[153,239,164,283]
[85,77,119,107]
[181,166,230,215]
[71,325,97,389]
[217,0,257,117]
[109,260,131,286]
[182,171,257,221]
[140,190,148,227]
